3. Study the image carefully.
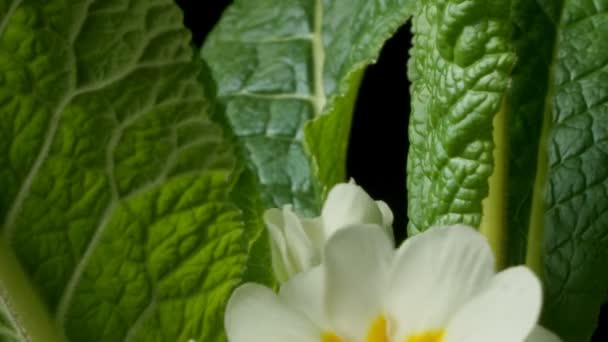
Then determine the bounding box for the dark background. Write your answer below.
[179,1,606,340]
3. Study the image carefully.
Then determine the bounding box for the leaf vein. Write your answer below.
[0,0,21,39]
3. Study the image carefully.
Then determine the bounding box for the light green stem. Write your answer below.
[525,99,552,276]
[0,238,67,342]
[480,100,508,270]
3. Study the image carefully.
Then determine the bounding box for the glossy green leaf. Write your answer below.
[0,1,256,341]
[408,0,608,340]
[202,0,414,216]
[539,1,608,340]
[490,1,608,340]
[407,0,515,248]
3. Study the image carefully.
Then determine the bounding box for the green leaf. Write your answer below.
[202,0,414,215]
[503,0,559,268]
[495,1,608,340]
[407,0,515,259]
[0,239,67,341]
[198,59,276,289]
[408,0,608,340]
[0,304,19,342]
[0,1,256,341]
[0,307,20,342]
[537,2,608,341]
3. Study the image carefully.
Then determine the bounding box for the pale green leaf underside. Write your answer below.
[0,1,248,341]
[202,0,414,216]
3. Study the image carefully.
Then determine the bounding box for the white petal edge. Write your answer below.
[376,200,395,244]
[264,207,319,282]
[225,283,320,342]
[376,200,394,228]
[444,266,542,342]
[282,208,317,271]
[324,224,393,341]
[526,326,563,342]
[264,208,291,282]
[386,225,495,339]
[279,266,328,329]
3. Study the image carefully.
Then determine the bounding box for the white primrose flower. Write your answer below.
[264,206,324,283]
[264,181,394,282]
[225,225,561,342]
[320,181,394,240]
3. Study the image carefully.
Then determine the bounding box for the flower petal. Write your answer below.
[279,266,328,329]
[264,207,321,282]
[264,208,291,281]
[282,208,318,270]
[324,224,393,340]
[444,266,542,342]
[376,200,394,228]
[225,283,321,342]
[321,183,384,236]
[526,326,562,342]
[301,216,325,251]
[376,200,395,243]
[386,225,495,339]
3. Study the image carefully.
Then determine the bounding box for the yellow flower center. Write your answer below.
[320,315,444,342]
[321,332,343,342]
[367,315,389,342]
[405,330,445,342]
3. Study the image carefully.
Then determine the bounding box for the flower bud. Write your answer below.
[264,181,394,282]
[264,206,323,282]
[321,181,394,242]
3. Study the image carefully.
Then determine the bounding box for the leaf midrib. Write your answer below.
[1,0,91,240]
[0,238,67,342]
[0,2,72,340]
[0,0,21,37]
[0,294,24,341]
[479,99,508,269]
[311,0,326,115]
